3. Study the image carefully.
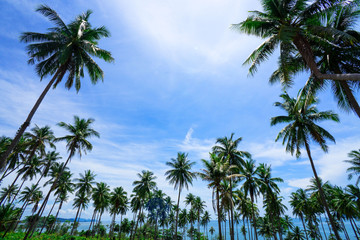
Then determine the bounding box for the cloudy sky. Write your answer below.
[1,0,360,220]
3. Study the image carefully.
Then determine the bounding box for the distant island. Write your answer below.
[57,218,92,223]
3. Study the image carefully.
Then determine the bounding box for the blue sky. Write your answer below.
[1,0,360,220]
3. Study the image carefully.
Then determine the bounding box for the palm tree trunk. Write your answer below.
[246,217,252,240]
[88,210,96,232]
[292,33,360,81]
[304,140,341,240]
[0,165,18,183]
[10,177,26,205]
[341,219,351,240]
[216,188,222,240]
[0,68,64,170]
[51,200,63,233]
[350,218,360,240]
[229,179,235,240]
[300,215,309,240]
[40,195,58,233]
[250,194,258,240]
[70,205,81,235]
[0,171,21,204]
[132,206,142,240]
[319,215,328,240]
[109,212,116,238]
[118,214,123,240]
[174,186,181,240]
[24,149,73,240]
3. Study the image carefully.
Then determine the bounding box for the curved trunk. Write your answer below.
[51,200,63,233]
[292,34,360,81]
[304,140,341,240]
[216,188,222,240]
[0,68,63,170]
[174,186,181,240]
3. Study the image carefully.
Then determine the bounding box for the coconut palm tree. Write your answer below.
[92,182,110,232]
[345,149,360,185]
[132,170,157,239]
[213,133,250,240]
[193,196,206,234]
[198,153,235,240]
[71,192,89,235]
[165,152,196,239]
[271,90,340,239]
[0,184,18,204]
[290,189,310,240]
[35,151,61,188]
[7,155,42,205]
[1,5,114,168]
[0,136,29,182]
[25,116,99,239]
[109,186,127,238]
[238,159,261,240]
[201,211,211,239]
[232,0,360,82]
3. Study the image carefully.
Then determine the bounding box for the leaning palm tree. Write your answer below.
[165,152,196,239]
[198,153,235,240]
[271,90,340,239]
[290,189,310,240]
[232,0,360,83]
[213,133,250,240]
[345,149,360,185]
[71,192,89,235]
[24,116,99,239]
[0,4,114,169]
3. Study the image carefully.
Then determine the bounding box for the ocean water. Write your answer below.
[75,218,358,240]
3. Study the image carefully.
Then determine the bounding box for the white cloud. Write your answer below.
[287,177,312,189]
[106,0,262,71]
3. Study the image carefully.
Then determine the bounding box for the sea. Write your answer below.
[75,218,358,240]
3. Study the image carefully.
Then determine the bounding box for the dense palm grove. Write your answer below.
[2,0,360,239]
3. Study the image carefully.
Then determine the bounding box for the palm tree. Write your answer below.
[165,152,196,240]
[1,5,114,168]
[71,192,89,235]
[132,170,157,240]
[35,151,61,188]
[198,153,235,240]
[0,184,18,204]
[193,196,206,234]
[238,159,261,240]
[271,90,340,239]
[109,186,127,238]
[209,226,215,240]
[232,0,360,83]
[0,137,29,183]
[345,149,360,185]
[201,211,211,239]
[7,155,42,205]
[213,133,250,240]
[92,182,110,232]
[25,116,99,239]
[290,189,310,240]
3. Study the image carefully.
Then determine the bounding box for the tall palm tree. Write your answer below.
[201,211,211,239]
[345,149,360,185]
[193,196,206,234]
[109,186,127,238]
[71,192,89,235]
[35,151,61,188]
[25,116,99,239]
[232,0,360,82]
[132,170,157,240]
[271,90,340,239]
[290,189,310,240]
[1,5,113,168]
[0,184,18,204]
[213,133,250,240]
[92,182,111,232]
[198,153,235,240]
[24,125,55,163]
[238,159,261,240]
[165,152,196,240]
